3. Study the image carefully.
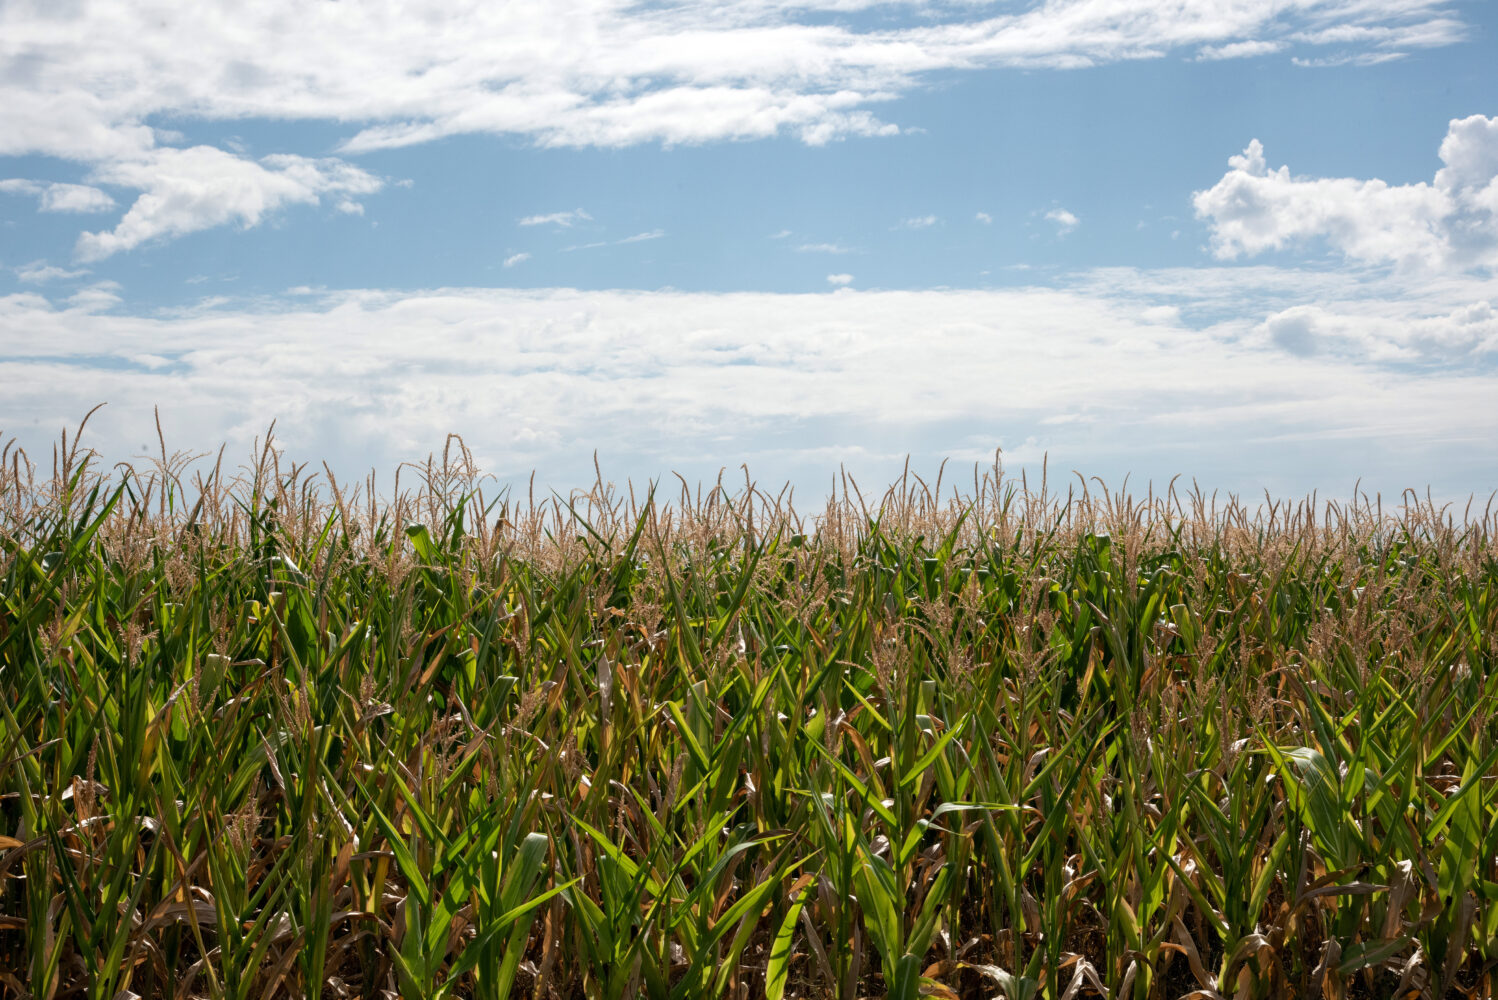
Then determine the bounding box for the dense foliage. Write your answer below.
[2,433,1497,999]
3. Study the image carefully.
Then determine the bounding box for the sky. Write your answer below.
[2,0,1496,504]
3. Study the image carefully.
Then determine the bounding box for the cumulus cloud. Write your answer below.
[975,212,992,225]
[74,147,382,261]
[1045,208,1079,235]
[2,269,1495,495]
[519,209,592,228]
[1193,115,1498,272]
[0,179,115,212]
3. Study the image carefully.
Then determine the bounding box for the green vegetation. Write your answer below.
[2,429,1497,999]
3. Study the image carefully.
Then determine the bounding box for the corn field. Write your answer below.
[2,424,1497,999]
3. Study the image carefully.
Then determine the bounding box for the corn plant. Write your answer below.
[1,427,1496,998]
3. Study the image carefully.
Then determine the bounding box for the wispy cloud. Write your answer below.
[0,1,1470,253]
[895,215,939,230]
[795,242,854,254]
[562,229,665,252]
[974,212,992,225]
[1289,19,1468,50]
[1292,52,1407,68]
[503,252,531,268]
[1195,40,1286,61]
[0,5,1464,162]
[518,208,592,228]
[63,280,122,313]
[826,273,853,286]
[768,229,793,240]
[15,261,90,284]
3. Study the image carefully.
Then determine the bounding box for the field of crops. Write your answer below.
[2,429,1496,999]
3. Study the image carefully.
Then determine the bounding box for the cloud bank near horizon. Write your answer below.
[3,270,1495,498]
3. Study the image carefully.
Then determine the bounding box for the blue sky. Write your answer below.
[2,0,1496,502]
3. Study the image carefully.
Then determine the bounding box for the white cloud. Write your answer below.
[519,208,592,228]
[503,252,532,268]
[826,273,853,285]
[42,182,116,213]
[74,147,382,261]
[64,280,121,314]
[1290,51,1406,67]
[795,242,854,254]
[1259,305,1362,357]
[3,268,1496,496]
[1194,116,1498,272]
[769,229,793,239]
[974,212,992,225]
[1436,115,1498,205]
[1289,18,1467,50]
[0,179,115,213]
[1045,208,1079,235]
[896,215,938,229]
[0,1,1471,254]
[0,1,1467,166]
[1254,299,1498,360]
[1195,39,1285,61]
[561,230,664,252]
[16,262,89,284]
